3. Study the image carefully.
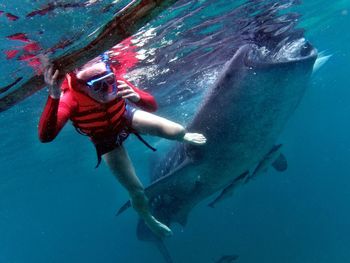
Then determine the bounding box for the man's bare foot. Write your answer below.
[144,215,173,238]
[130,190,172,238]
[183,133,207,145]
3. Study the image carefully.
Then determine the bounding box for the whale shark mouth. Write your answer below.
[272,38,316,61]
[246,38,317,67]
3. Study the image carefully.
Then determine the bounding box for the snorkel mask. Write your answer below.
[86,53,117,95]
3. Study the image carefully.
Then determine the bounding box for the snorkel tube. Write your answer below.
[101,52,117,95]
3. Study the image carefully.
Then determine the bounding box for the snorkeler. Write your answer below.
[38,54,206,238]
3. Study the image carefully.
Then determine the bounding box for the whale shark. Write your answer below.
[136,40,317,227]
[111,5,321,263]
[118,36,318,258]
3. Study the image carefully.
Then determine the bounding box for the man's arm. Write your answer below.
[117,78,158,112]
[38,93,73,142]
[38,67,75,142]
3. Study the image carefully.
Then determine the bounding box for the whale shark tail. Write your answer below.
[137,220,174,263]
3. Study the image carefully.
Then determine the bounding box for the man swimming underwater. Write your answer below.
[38,53,206,238]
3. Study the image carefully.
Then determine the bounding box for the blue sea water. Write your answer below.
[0,1,350,263]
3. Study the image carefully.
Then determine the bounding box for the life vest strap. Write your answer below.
[93,130,157,169]
[133,132,157,152]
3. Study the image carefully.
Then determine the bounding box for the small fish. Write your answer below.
[19,54,37,61]
[5,33,44,72]
[0,77,23,94]
[5,50,20,59]
[26,2,87,18]
[26,58,42,70]
[215,254,239,263]
[48,38,75,53]
[23,42,41,52]
[6,33,30,42]
[6,12,19,21]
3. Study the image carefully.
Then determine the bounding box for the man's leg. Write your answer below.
[131,110,206,145]
[103,145,172,238]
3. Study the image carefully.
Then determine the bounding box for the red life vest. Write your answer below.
[65,73,127,140]
[61,73,156,168]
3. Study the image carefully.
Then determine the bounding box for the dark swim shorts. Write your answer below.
[93,104,137,167]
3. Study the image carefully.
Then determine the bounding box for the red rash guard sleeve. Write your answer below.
[38,91,76,142]
[122,79,158,112]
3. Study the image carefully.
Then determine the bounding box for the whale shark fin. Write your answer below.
[173,205,193,226]
[208,171,249,208]
[149,151,162,183]
[116,157,192,216]
[116,200,131,216]
[313,52,332,73]
[271,153,288,172]
[155,238,174,263]
[245,144,284,183]
[146,157,193,197]
[136,220,174,263]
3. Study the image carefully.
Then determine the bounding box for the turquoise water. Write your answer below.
[0,1,350,262]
